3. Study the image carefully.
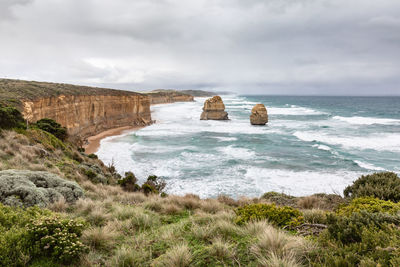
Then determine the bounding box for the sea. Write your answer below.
[97,95,400,198]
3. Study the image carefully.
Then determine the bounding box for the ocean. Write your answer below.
[97,95,400,198]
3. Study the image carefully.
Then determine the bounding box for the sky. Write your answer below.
[1,0,400,95]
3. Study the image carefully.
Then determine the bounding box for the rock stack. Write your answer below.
[200,96,229,120]
[250,104,268,125]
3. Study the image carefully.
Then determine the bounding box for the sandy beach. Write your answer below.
[83,125,144,154]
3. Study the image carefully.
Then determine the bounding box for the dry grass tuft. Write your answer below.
[303,209,328,224]
[297,196,320,209]
[48,197,68,212]
[217,194,238,207]
[208,238,235,260]
[153,243,192,267]
[82,225,118,251]
[161,203,183,215]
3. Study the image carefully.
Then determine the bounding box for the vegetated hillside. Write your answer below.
[2,108,400,266]
[0,78,143,108]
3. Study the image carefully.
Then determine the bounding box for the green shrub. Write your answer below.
[142,175,166,195]
[0,204,87,265]
[344,172,400,202]
[34,118,68,141]
[312,211,400,266]
[27,216,87,263]
[234,203,303,227]
[0,104,25,129]
[118,172,140,192]
[337,197,400,217]
[88,153,98,159]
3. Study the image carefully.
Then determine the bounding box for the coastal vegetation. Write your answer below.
[1,103,400,266]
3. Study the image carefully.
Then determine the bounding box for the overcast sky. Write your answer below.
[1,0,400,95]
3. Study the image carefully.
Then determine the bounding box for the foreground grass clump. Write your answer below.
[344,172,400,202]
[235,203,304,227]
[0,203,87,266]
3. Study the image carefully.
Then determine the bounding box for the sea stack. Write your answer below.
[250,104,268,125]
[200,96,229,120]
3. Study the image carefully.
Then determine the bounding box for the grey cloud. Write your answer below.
[0,0,399,95]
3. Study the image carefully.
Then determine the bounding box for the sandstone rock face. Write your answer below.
[200,96,229,120]
[0,170,84,207]
[22,94,152,139]
[250,104,268,125]
[147,91,194,104]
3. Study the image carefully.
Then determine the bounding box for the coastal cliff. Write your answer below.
[147,89,194,104]
[22,94,152,139]
[0,79,152,139]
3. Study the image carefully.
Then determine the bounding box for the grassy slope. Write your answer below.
[0,79,143,108]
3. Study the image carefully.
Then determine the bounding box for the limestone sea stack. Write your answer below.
[200,96,229,120]
[250,104,268,125]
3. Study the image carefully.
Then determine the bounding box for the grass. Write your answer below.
[3,128,400,266]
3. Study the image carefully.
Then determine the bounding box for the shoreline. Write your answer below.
[83,125,145,154]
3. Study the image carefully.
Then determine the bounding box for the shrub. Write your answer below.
[0,104,25,129]
[336,197,400,217]
[118,172,140,192]
[235,203,304,228]
[325,211,400,245]
[344,172,400,202]
[88,153,98,159]
[27,216,87,263]
[34,118,68,141]
[313,211,400,266]
[0,204,87,265]
[142,175,166,195]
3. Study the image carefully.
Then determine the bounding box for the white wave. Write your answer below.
[312,144,331,151]
[294,131,400,152]
[354,160,385,171]
[217,145,256,160]
[246,167,361,197]
[213,137,238,142]
[269,107,326,116]
[333,116,400,125]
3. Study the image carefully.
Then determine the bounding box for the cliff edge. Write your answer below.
[0,79,152,139]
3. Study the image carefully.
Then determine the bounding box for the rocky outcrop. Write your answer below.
[147,90,194,104]
[200,96,229,120]
[250,104,268,125]
[0,170,84,207]
[22,94,152,139]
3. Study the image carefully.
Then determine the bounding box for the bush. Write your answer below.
[34,118,68,141]
[27,216,87,263]
[344,172,400,202]
[0,203,87,265]
[118,172,140,192]
[312,211,400,266]
[234,203,303,228]
[118,173,166,195]
[88,153,98,159]
[0,104,25,129]
[336,197,400,217]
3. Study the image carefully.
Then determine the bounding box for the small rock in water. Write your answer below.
[200,96,229,120]
[250,104,268,125]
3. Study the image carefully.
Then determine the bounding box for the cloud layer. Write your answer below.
[1,0,400,95]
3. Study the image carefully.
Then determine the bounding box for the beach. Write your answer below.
[83,125,144,154]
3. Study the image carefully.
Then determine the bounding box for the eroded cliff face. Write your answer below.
[148,93,194,104]
[22,94,152,139]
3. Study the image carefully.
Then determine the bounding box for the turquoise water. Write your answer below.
[97,95,400,198]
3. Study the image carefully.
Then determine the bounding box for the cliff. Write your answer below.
[0,79,152,139]
[146,89,194,104]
